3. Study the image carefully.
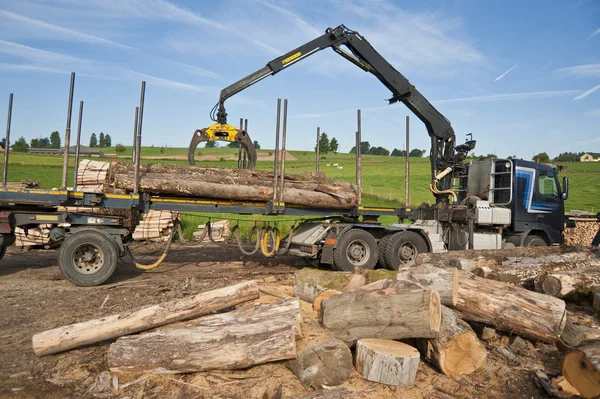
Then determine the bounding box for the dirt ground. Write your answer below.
[0,243,595,399]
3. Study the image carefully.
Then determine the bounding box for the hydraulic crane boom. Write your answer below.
[208,24,475,203]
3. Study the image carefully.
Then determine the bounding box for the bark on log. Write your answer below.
[107,300,298,374]
[32,281,259,356]
[562,342,600,399]
[287,316,352,389]
[594,291,600,313]
[557,319,586,353]
[355,339,420,387]
[415,306,487,375]
[313,290,340,314]
[320,286,441,344]
[455,271,566,343]
[293,268,397,303]
[535,268,600,299]
[397,263,458,306]
[114,173,357,209]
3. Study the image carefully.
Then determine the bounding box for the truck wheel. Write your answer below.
[333,229,378,271]
[58,230,118,287]
[524,235,547,247]
[384,231,428,270]
[377,234,393,268]
[0,246,5,262]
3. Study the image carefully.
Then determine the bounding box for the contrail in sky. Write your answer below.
[494,65,517,82]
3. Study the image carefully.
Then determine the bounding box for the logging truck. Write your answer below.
[0,25,568,286]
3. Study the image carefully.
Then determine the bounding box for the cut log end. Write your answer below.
[562,349,600,399]
[541,276,562,297]
[355,339,420,387]
[437,331,487,375]
[450,267,459,306]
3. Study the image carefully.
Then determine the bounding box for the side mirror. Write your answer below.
[562,177,568,200]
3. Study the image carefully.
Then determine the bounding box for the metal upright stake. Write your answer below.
[132,107,139,162]
[73,101,84,188]
[316,127,320,172]
[356,110,362,206]
[243,119,248,168]
[272,99,281,203]
[3,93,13,187]
[62,72,75,189]
[134,81,146,194]
[405,115,410,207]
[238,117,243,168]
[279,99,288,203]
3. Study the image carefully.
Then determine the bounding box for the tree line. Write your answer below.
[9,132,114,152]
[349,141,427,157]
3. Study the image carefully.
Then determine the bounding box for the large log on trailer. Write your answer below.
[320,286,441,344]
[293,268,397,303]
[397,264,458,306]
[535,268,600,299]
[355,339,420,387]
[415,306,487,375]
[562,342,600,399]
[287,315,353,389]
[32,281,259,356]
[454,271,566,342]
[107,301,298,374]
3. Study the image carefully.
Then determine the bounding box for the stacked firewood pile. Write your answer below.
[564,220,600,246]
[132,210,179,242]
[31,248,600,397]
[75,159,359,209]
[193,220,231,242]
[14,224,52,247]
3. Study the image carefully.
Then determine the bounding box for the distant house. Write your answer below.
[28,146,104,157]
[580,152,600,162]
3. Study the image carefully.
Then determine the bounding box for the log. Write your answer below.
[415,306,487,375]
[454,271,566,342]
[114,173,357,209]
[107,301,298,374]
[287,316,352,389]
[313,290,340,314]
[594,291,600,313]
[32,281,259,356]
[320,286,441,344]
[557,319,586,353]
[562,342,600,399]
[397,263,458,306]
[355,339,420,387]
[535,268,600,299]
[293,268,397,303]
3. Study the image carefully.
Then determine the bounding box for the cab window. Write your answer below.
[538,173,558,197]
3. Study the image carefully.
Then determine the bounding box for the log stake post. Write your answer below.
[273,99,281,203]
[278,99,288,203]
[356,110,362,206]
[62,72,75,189]
[316,127,320,172]
[238,117,243,169]
[243,119,248,168]
[73,101,84,188]
[405,115,410,206]
[3,93,13,187]
[132,107,139,163]
[134,81,145,194]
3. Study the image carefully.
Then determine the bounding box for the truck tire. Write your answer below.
[384,231,428,270]
[333,229,378,271]
[58,229,118,287]
[377,234,393,268]
[524,235,547,247]
[0,245,5,262]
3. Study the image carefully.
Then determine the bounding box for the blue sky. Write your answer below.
[0,0,599,159]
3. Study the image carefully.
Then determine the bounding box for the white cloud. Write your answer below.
[0,9,134,50]
[589,28,600,40]
[555,64,600,78]
[585,108,600,116]
[0,39,88,65]
[573,83,600,100]
[124,69,218,94]
[256,1,321,37]
[494,65,517,82]
[435,90,581,104]
[0,62,65,74]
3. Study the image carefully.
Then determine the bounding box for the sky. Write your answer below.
[0,0,599,160]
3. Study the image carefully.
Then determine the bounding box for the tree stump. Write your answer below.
[355,339,420,387]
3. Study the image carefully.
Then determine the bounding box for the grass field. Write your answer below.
[3,149,599,230]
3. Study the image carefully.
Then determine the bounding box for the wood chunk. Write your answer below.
[416,306,487,375]
[32,281,259,356]
[313,290,340,314]
[562,342,600,399]
[320,286,441,344]
[557,320,586,353]
[287,318,352,389]
[108,300,298,374]
[397,263,458,306]
[593,291,600,313]
[341,267,369,292]
[355,339,420,387]
[454,271,566,343]
[480,327,497,341]
[536,269,600,299]
[509,336,528,353]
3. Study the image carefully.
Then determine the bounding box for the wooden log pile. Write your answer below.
[132,210,179,241]
[193,220,231,242]
[14,224,52,247]
[76,159,359,209]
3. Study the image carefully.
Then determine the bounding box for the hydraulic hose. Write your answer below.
[133,221,177,270]
[260,227,281,257]
[233,225,262,256]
